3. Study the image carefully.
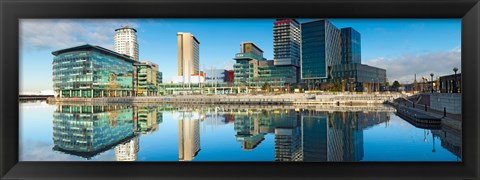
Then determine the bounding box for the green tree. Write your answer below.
[261,82,271,92]
[330,81,343,92]
[392,81,400,91]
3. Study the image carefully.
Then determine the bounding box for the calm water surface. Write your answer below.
[19,101,461,161]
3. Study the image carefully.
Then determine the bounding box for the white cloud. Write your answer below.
[363,48,461,84]
[20,139,117,161]
[20,19,140,52]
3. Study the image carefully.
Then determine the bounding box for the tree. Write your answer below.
[333,81,343,92]
[261,82,271,92]
[392,81,401,91]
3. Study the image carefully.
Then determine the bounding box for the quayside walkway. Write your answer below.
[47,93,404,105]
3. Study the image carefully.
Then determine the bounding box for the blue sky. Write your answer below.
[20,19,461,92]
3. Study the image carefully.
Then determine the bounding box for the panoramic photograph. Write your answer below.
[19,18,461,162]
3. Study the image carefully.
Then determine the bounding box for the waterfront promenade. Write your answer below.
[47,92,404,106]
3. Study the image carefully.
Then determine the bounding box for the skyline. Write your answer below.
[20,19,461,92]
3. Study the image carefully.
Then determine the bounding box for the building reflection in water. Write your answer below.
[52,105,163,160]
[174,109,201,161]
[115,137,139,161]
[227,108,389,162]
[52,105,136,159]
[430,124,462,159]
[51,104,459,161]
[233,110,270,150]
[135,106,163,135]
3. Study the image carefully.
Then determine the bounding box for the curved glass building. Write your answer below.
[52,44,136,98]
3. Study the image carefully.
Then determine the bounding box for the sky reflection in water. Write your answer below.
[19,101,461,162]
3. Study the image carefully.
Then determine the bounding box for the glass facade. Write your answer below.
[301,20,341,80]
[234,42,294,87]
[331,63,387,91]
[233,59,252,85]
[136,64,159,96]
[52,45,135,98]
[341,27,361,64]
[233,43,271,86]
[205,68,227,83]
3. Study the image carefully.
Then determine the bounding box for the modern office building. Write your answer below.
[52,105,135,159]
[331,63,387,92]
[171,74,205,84]
[177,32,200,84]
[273,19,301,84]
[52,44,135,98]
[300,20,386,92]
[233,42,287,88]
[114,25,139,61]
[274,19,301,67]
[268,65,297,86]
[205,68,227,84]
[301,19,342,82]
[333,26,387,91]
[134,61,161,96]
[233,42,267,86]
[341,27,361,64]
[439,73,462,93]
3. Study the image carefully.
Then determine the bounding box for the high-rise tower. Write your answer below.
[273,19,301,84]
[177,32,200,84]
[341,27,361,64]
[301,19,341,81]
[273,19,301,67]
[114,25,139,61]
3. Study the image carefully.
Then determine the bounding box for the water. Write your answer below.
[19,101,461,162]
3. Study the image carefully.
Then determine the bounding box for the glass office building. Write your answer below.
[233,42,267,86]
[331,63,387,91]
[341,27,361,64]
[205,68,227,83]
[52,44,135,98]
[234,42,289,87]
[135,61,161,96]
[301,20,342,81]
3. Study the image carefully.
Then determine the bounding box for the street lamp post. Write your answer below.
[430,73,434,93]
[453,67,458,93]
[372,78,375,93]
[422,77,426,93]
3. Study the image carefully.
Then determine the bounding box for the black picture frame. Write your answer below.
[1,0,479,179]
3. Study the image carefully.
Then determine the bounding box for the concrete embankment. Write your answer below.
[386,101,461,131]
[20,95,53,101]
[47,93,403,106]
[389,102,441,129]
